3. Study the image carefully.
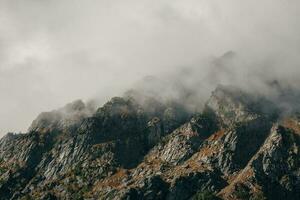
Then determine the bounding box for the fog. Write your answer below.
[1,0,300,136]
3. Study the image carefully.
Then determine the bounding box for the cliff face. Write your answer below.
[0,86,299,200]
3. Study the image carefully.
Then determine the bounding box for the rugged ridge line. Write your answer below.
[0,86,299,200]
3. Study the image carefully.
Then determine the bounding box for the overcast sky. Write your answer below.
[1,0,300,136]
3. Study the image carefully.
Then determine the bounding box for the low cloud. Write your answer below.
[1,0,300,136]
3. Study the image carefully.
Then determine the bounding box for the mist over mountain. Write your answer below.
[1,84,299,199]
[1,0,300,136]
[1,1,300,199]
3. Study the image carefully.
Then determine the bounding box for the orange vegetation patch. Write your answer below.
[129,158,168,185]
[226,173,240,184]
[161,161,209,182]
[144,155,163,166]
[185,159,210,172]
[180,129,199,137]
[208,129,226,141]
[234,168,255,183]
[93,169,128,190]
[282,118,300,135]
[160,153,213,182]
[219,167,255,198]
[197,145,219,158]
[142,153,167,172]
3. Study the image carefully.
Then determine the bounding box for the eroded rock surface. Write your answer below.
[0,86,299,200]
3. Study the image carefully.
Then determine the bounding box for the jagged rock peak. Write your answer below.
[206,84,278,126]
[28,99,95,133]
[0,85,299,200]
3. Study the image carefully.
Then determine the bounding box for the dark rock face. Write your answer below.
[0,86,299,200]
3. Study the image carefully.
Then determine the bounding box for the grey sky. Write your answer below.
[1,0,300,136]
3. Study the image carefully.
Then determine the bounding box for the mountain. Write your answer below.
[0,85,299,200]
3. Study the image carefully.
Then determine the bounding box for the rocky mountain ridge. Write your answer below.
[0,85,299,200]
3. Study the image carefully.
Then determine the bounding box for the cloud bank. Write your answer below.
[1,0,300,136]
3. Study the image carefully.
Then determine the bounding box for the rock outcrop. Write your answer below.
[0,86,299,200]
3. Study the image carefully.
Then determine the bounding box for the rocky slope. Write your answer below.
[0,86,299,200]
